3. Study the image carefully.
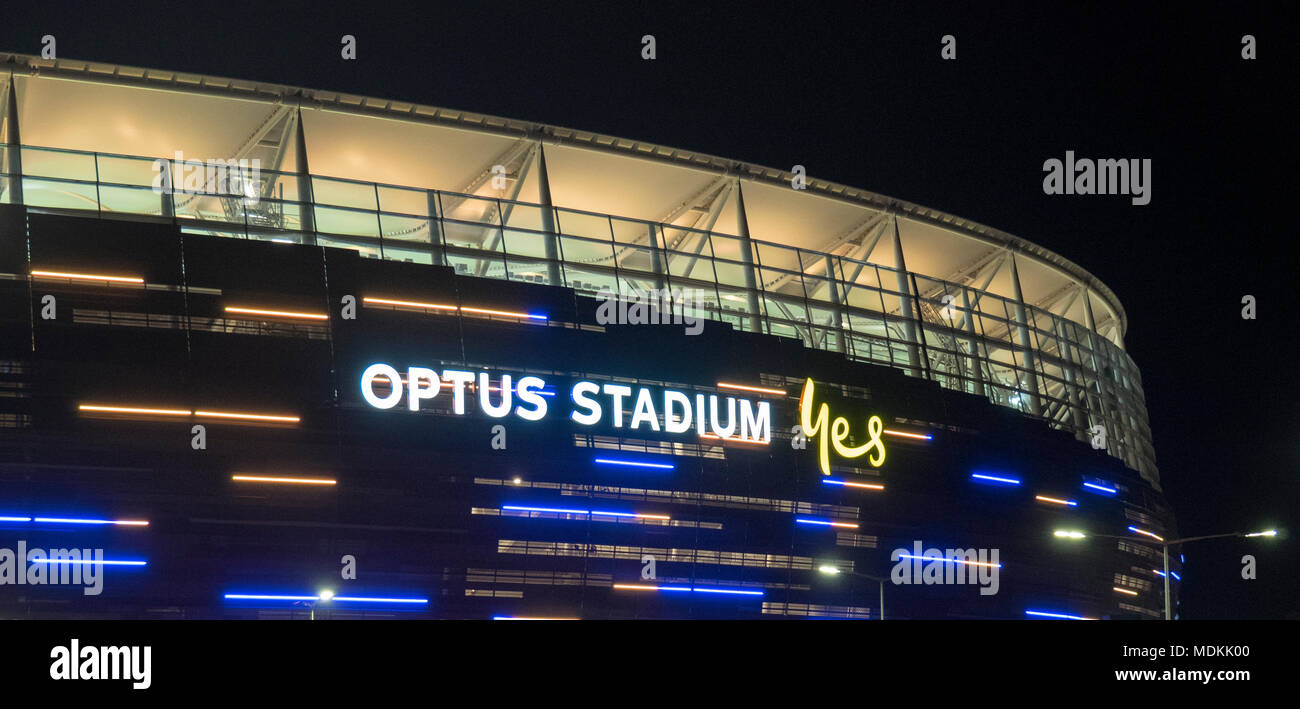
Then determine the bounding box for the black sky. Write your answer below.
[2,0,1295,618]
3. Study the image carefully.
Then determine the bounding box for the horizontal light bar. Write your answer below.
[896,553,1001,569]
[31,517,149,527]
[31,269,143,284]
[193,410,300,423]
[232,475,336,486]
[224,306,328,320]
[1025,610,1093,620]
[1054,530,1086,539]
[699,432,769,445]
[1245,530,1278,537]
[79,404,191,417]
[363,296,547,320]
[502,505,668,521]
[821,478,885,491]
[795,517,859,529]
[80,404,299,423]
[971,473,1020,485]
[332,596,428,604]
[594,457,675,470]
[31,559,147,566]
[1083,482,1118,494]
[492,616,579,621]
[1128,526,1165,542]
[1035,495,1078,507]
[612,583,763,597]
[224,593,428,604]
[715,382,786,396]
[1113,587,1138,596]
[0,516,32,522]
[883,429,933,441]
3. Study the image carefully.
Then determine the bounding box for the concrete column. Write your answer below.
[1008,254,1042,416]
[890,217,922,375]
[733,181,763,333]
[535,143,562,286]
[4,76,22,203]
[294,108,316,244]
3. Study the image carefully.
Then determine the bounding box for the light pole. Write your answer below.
[818,565,887,620]
[1053,528,1278,620]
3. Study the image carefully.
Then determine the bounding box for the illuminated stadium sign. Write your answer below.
[799,378,887,474]
[360,363,772,443]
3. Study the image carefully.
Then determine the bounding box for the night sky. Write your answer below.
[3,1,1294,618]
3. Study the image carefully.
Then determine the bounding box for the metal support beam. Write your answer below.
[890,216,923,375]
[426,189,446,266]
[3,75,21,203]
[960,287,985,397]
[293,108,315,244]
[535,143,562,286]
[734,181,763,333]
[1008,254,1042,416]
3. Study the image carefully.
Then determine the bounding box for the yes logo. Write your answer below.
[799,378,886,474]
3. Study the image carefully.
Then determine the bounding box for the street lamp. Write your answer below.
[1053,527,1279,620]
[312,589,335,620]
[818,565,887,620]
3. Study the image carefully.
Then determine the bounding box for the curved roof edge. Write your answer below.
[2,52,1127,335]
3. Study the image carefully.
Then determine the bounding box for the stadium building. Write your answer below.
[0,53,1176,619]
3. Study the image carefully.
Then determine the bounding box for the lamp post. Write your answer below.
[1053,528,1278,620]
[818,565,887,620]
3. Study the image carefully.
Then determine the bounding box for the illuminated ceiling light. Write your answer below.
[31,517,149,526]
[821,478,884,491]
[1025,610,1093,620]
[612,583,762,597]
[318,589,335,601]
[31,269,144,284]
[232,475,337,486]
[716,382,786,396]
[1244,530,1277,538]
[971,473,1020,485]
[224,306,328,320]
[31,559,147,566]
[194,410,300,423]
[896,553,1002,569]
[1035,495,1079,507]
[363,296,546,320]
[795,517,859,529]
[1113,587,1139,596]
[1054,530,1086,539]
[883,429,933,441]
[1128,526,1165,542]
[79,404,192,417]
[817,565,843,575]
[594,457,674,470]
[1083,482,1118,495]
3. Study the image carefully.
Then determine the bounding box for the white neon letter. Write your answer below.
[570,381,602,426]
[603,383,633,428]
[663,390,692,434]
[479,373,513,418]
[441,370,475,415]
[361,363,402,409]
[515,376,548,421]
[630,387,661,432]
[740,400,771,442]
[407,367,441,411]
[709,395,737,438]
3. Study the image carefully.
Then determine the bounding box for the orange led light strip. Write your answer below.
[363,297,540,320]
[31,270,144,284]
[79,404,299,424]
[1112,587,1138,596]
[883,429,933,441]
[232,475,336,486]
[715,382,786,396]
[1035,495,1078,507]
[225,306,328,320]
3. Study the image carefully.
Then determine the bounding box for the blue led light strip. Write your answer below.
[594,457,675,470]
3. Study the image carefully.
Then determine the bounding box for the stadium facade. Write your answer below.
[0,53,1176,619]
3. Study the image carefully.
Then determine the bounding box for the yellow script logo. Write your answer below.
[799,378,886,474]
